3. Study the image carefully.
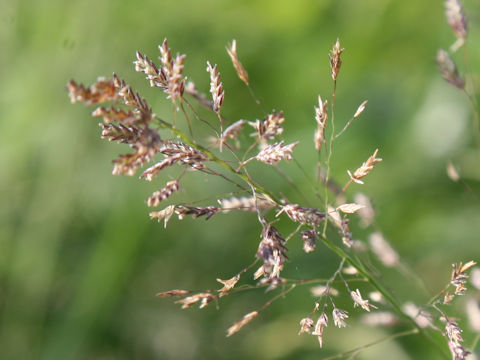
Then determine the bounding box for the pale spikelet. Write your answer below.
[436,49,465,89]
[217,274,240,296]
[175,292,217,309]
[219,119,245,148]
[301,230,316,253]
[248,111,285,141]
[218,196,275,213]
[206,61,224,113]
[312,313,329,347]
[368,291,384,304]
[332,308,349,328]
[226,39,249,85]
[447,161,461,182]
[369,232,399,267]
[343,266,358,275]
[403,302,432,328]
[184,80,214,109]
[451,261,477,295]
[226,311,259,337]
[298,317,314,335]
[465,299,480,333]
[277,204,325,227]
[329,39,344,82]
[350,289,378,312]
[253,265,265,280]
[255,141,298,165]
[256,224,288,279]
[310,285,339,297]
[354,100,368,118]
[446,321,464,345]
[347,149,382,185]
[444,292,455,305]
[448,341,471,360]
[336,203,365,214]
[149,204,175,228]
[361,312,397,326]
[156,289,190,297]
[134,51,167,90]
[314,96,328,151]
[445,0,467,40]
[354,193,375,227]
[146,180,180,207]
[471,267,480,290]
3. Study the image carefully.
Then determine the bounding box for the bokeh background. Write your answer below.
[1,0,480,359]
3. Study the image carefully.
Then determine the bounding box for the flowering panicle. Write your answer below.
[147,180,180,207]
[329,39,344,81]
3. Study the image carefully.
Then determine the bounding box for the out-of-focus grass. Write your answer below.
[1,0,479,359]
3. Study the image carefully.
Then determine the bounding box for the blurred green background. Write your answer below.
[2,0,480,359]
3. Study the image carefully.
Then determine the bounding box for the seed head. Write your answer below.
[226,39,249,85]
[329,39,344,82]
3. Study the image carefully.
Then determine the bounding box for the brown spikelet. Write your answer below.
[175,292,217,309]
[174,205,220,220]
[67,78,119,105]
[314,96,328,151]
[147,180,180,207]
[226,39,249,85]
[217,274,240,296]
[436,49,465,89]
[156,289,190,297]
[347,149,382,185]
[329,39,344,82]
[226,311,259,337]
[92,107,136,125]
[256,224,288,279]
[100,123,141,144]
[451,261,477,295]
[277,204,325,227]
